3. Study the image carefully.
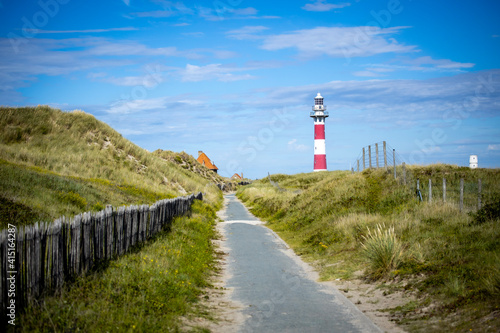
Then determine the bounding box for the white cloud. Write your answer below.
[0,36,240,96]
[352,71,383,77]
[367,67,395,73]
[198,7,279,21]
[488,144,500,151]
[366,57,475,74]
[103,75,164,88]
[226,26,269,40]
[133,10,177,17]
[139,3,276,21]
[243,69,500,123]
[132,1,193,17]
[23,27,138,34]
[407,56,474,69]
[260,26,417,58]
[182,32,205,38]
[288,139,309,151]
[421,146,441,153]
[302,1,351,12]
[107,97,169,114]
[232,7,258,16]
[180,64,255,82]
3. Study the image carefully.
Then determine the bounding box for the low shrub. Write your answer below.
[57,191,87,209]
[469,195,500,225]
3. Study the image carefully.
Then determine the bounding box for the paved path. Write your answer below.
[217,194,382,333]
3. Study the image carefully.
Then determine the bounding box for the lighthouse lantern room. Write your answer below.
[310,93,329,172]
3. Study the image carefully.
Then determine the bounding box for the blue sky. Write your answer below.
[1,0,499,179]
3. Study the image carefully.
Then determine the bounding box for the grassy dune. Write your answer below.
[237,168,500,332]
[0,106,223,228]
[1,105,226,330]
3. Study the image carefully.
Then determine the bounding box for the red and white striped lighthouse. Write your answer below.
[310,93,329,172]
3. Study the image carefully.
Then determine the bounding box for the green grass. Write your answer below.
[11,200,220,332]
[361,224,403,279]
[237,167,500,332]
[0,158,176,229]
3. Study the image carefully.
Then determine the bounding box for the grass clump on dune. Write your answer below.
[361,224,403,279]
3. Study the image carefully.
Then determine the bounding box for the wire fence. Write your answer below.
[400,168,499,212]
[351,141,404,173]
[351,142,500,213]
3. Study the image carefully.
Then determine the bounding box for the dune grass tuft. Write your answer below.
[361,224,403,279]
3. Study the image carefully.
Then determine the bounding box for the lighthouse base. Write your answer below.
[313,154,327,172]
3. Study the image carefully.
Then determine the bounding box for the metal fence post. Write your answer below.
[393,149,396,180]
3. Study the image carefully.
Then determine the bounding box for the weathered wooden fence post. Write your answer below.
[363,147,366,170]
[460,178,464,212]
[376,143,379,168]
[428,178,432,203]
[0,229,6,312]
[478,179,482,210]
[81,213,92,274]
[17,225,26,310]
[393,149,396,180]
[443,178,446,203]
[383,141,387,171]
[402,162,406,185]
[357,159,360,172]
[368,145,372,169]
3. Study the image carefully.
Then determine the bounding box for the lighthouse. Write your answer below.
[310,93,329,171]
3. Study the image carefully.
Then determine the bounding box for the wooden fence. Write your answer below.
[351,141,402,173]
[0,192,202,318]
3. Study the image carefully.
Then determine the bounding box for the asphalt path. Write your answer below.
[218,193,382,333]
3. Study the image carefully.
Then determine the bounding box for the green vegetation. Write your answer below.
[0,106,222,228]
[361,224,403,279]
[13,200,220,332]
[1,106,227,330]
[237,167,500,332]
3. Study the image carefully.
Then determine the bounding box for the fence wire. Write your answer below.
[402,169,499,212]
[351,142,499,212]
